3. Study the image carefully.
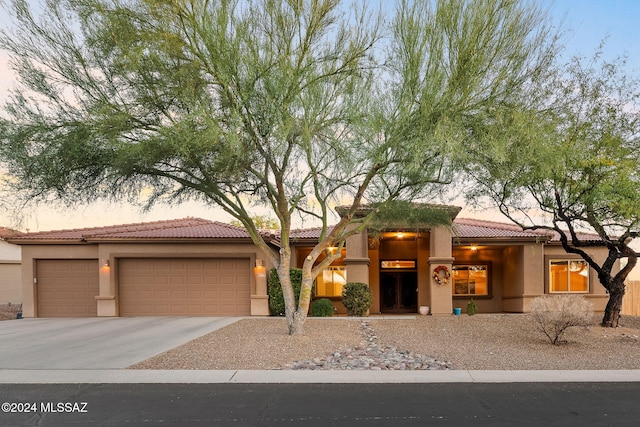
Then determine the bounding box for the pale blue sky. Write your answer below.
[549,0,639,71]
[0,0,638,231]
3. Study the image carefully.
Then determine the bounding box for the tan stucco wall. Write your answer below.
[0,241,22,304]
[0,262,22,304]
[344,225,370,285]
[20,241,274,318]
[428,226,454,315]
[416,235,431,310]
[501,245,525,312]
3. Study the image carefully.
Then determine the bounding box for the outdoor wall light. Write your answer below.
[103,260,110,267]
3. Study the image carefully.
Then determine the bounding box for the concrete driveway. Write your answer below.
[0,317,241,369]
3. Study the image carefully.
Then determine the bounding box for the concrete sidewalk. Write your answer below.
[1,369,640,384]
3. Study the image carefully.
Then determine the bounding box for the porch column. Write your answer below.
[96,250,117,316]
[251,259,270,316]
[344,224,370,284]
[428,225,454,315]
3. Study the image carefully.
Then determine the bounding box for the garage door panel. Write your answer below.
[119,258,251,316]
[37,259,99,317]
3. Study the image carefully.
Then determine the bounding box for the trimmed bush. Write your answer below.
[267,268,303,316]
[342,282,372,317]
[530,295,594,345]
[310,298,334,317]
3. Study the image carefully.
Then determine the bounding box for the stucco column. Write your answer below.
[344,225,370,285]
[96,251,117,316]
[251,259,270,316]
[428,225,454,315]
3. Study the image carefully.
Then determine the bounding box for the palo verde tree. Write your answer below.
[0,0,558,334]
[463,52,640,328]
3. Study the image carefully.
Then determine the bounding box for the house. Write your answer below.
[8,206,611,318]
[0,227,23,305]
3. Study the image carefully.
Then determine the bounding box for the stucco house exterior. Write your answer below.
[0,227,23,305]
[8,206,612,318]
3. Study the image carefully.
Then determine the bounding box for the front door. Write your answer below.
[380,271,417,313]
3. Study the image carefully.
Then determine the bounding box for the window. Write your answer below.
[452,265,488,296]
[549,260,589,293]
[381,260,416,269]
[315,266,346,297]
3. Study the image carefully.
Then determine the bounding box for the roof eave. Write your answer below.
[454,236,552,245]
[84,237,258,243]
[7,238,88,245]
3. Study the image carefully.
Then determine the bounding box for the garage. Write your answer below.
[36,259,99,317]
[118,258,251,316]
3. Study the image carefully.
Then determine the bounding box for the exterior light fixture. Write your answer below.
[254,259,266,276]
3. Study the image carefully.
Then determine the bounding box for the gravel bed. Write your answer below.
[130,314,640,371]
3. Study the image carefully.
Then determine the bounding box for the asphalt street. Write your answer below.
[2,382,640,426]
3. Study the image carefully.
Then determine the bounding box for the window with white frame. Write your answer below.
[452,265,489,296]
[549,259,589,293]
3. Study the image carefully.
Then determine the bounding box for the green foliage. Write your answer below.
[230,215,280,230]
[268,268,303,316]
[342,282,373,317]
[461,50,640,327]
[366,201,455,237]
[0,0,560,334]
[466,299,477,316]
[310,298,334,317]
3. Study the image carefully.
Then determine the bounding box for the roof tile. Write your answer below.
[452,218,552,239]
[12,218,251,241]
[9,216,602,243]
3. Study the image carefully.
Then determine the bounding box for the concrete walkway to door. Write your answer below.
[0,317,242,369]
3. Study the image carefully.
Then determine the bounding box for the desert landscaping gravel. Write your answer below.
[130,314,640,371]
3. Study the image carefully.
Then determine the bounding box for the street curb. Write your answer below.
[1,369,640,384]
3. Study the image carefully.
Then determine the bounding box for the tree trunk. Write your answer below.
[601,288,625,328]
[288,308,307,336]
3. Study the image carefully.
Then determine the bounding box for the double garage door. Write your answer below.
[36,258,251,317]
[119,258,251,316]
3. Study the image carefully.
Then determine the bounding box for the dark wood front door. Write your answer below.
[380,271,418,313]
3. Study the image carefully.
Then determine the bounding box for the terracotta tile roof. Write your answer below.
[452,218,552,240]
[10,218,252,241]
[290,226,331,240]
[548,229,604,243]
[453,218,603,242]
[8,216,603,244]
[0,227,24,240]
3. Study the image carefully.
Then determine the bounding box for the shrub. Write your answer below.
[310,298,334,317]
[466,299,478,316]
[267,268,303,316]
[530,295,594,345]
[342,282,372,317]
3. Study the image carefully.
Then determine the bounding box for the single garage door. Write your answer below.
[36,259,99,317]
[118,258,251,316]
